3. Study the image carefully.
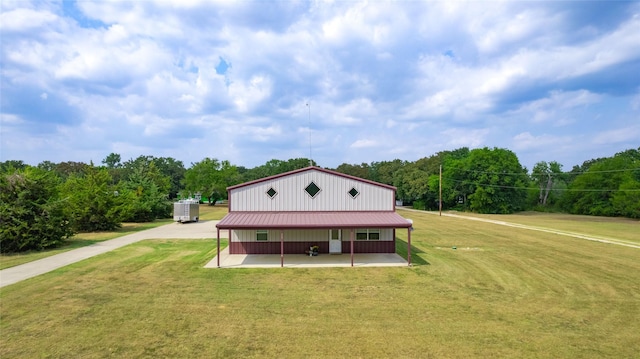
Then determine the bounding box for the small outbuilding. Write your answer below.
[215,166,413,267]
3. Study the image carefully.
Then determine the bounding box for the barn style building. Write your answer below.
[214,166,413,267]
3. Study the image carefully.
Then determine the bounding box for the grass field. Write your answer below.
[1,209,639,358]
[445,210,640,244]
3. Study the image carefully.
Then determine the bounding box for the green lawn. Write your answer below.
[442,210,640,244]
[1,211,639,358]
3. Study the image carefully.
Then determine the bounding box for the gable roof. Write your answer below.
[227,166,396,191]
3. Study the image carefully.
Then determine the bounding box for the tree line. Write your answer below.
[1,147,638,253]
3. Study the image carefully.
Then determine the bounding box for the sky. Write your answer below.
[1,0,639,171]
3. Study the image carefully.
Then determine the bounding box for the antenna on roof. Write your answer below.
[306,103,312,166]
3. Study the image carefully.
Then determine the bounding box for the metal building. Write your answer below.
[215,166,412,264]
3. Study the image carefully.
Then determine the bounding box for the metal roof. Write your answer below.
[216,211,412,229]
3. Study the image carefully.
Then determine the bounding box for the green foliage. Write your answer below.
[443,147,529,214]
[560,148,640,218]
[117,162,172,222]
[59,166,122,232]
[531,161,565,207]
[102,153,122,168]
[0,167,74,253]
[183,158,241,204]
[369,159,406,185]
[334,162,370,179]
[241,158,315,181]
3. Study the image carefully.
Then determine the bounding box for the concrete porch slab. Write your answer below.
[204,247,409,268]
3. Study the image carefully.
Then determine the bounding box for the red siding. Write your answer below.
[229,240,395,254]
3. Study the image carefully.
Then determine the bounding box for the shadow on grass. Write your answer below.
[396,238,430,266]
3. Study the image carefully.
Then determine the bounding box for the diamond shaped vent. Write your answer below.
[266,187,277,198]
[348,187,359,198]
[305,182,321,198]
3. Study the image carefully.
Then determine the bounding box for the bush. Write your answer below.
[0,168,74,253]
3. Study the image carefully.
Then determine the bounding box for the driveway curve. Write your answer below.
[0,220,224,288]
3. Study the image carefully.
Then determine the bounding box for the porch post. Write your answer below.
[350,228,354,267]
[217,227,220,268]
[407,227,412,267]
[280,230,284,268]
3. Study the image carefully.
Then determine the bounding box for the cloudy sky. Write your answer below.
[1,1,639,171]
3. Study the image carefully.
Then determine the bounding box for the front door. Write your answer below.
[329,229,341,254]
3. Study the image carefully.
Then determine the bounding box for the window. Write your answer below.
[266,187,277,199]
[356,229,380,240]
[348,187,359,198]
[305,181,321,198]
[256,230,268,241]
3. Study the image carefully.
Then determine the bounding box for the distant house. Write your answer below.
[215,166,413,267]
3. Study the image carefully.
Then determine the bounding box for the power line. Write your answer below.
[446,178,640,192]
[453,167,639,176]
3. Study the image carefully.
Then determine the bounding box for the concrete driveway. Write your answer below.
[0,220,223,288]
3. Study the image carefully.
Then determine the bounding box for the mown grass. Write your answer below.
[1,211,639,358]
[444,210,640,244]
[0,205,227,270]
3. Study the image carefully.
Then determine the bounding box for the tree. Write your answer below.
[183,158,240,205]
[117,161,172,222]
[370,159,406,185]
[59,166,121,231]
[334,162,370,179]
[531,161,564,206]
[102,153,122,168]
[0,167,74,253]
[560,148,640,217]
[0,160,27,173]
[152,157,186,199]
[393,164,434,208]
[443,147,529,214]
[54,161,89,180]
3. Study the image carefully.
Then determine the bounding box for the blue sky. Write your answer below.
[1,1,639,171]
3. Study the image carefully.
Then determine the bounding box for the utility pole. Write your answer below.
[306,103,312,166]
[439,164,442,216]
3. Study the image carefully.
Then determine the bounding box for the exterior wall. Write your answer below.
[231,228,394,242]
[229,240,396,254]
[229,228,396,254]
[229,169,395,212]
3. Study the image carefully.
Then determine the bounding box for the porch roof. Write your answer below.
[216,211,412,229]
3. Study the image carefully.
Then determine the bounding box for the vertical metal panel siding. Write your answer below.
[230,169,394,211]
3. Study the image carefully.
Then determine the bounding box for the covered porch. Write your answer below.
[205,247,408,268]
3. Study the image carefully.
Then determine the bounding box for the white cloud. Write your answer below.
[592,126,640,145]
[512,132,572,151]
[350,139,377,149]
[441,128,489,148]
[509,90,602,124]
[0,7,58,31]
